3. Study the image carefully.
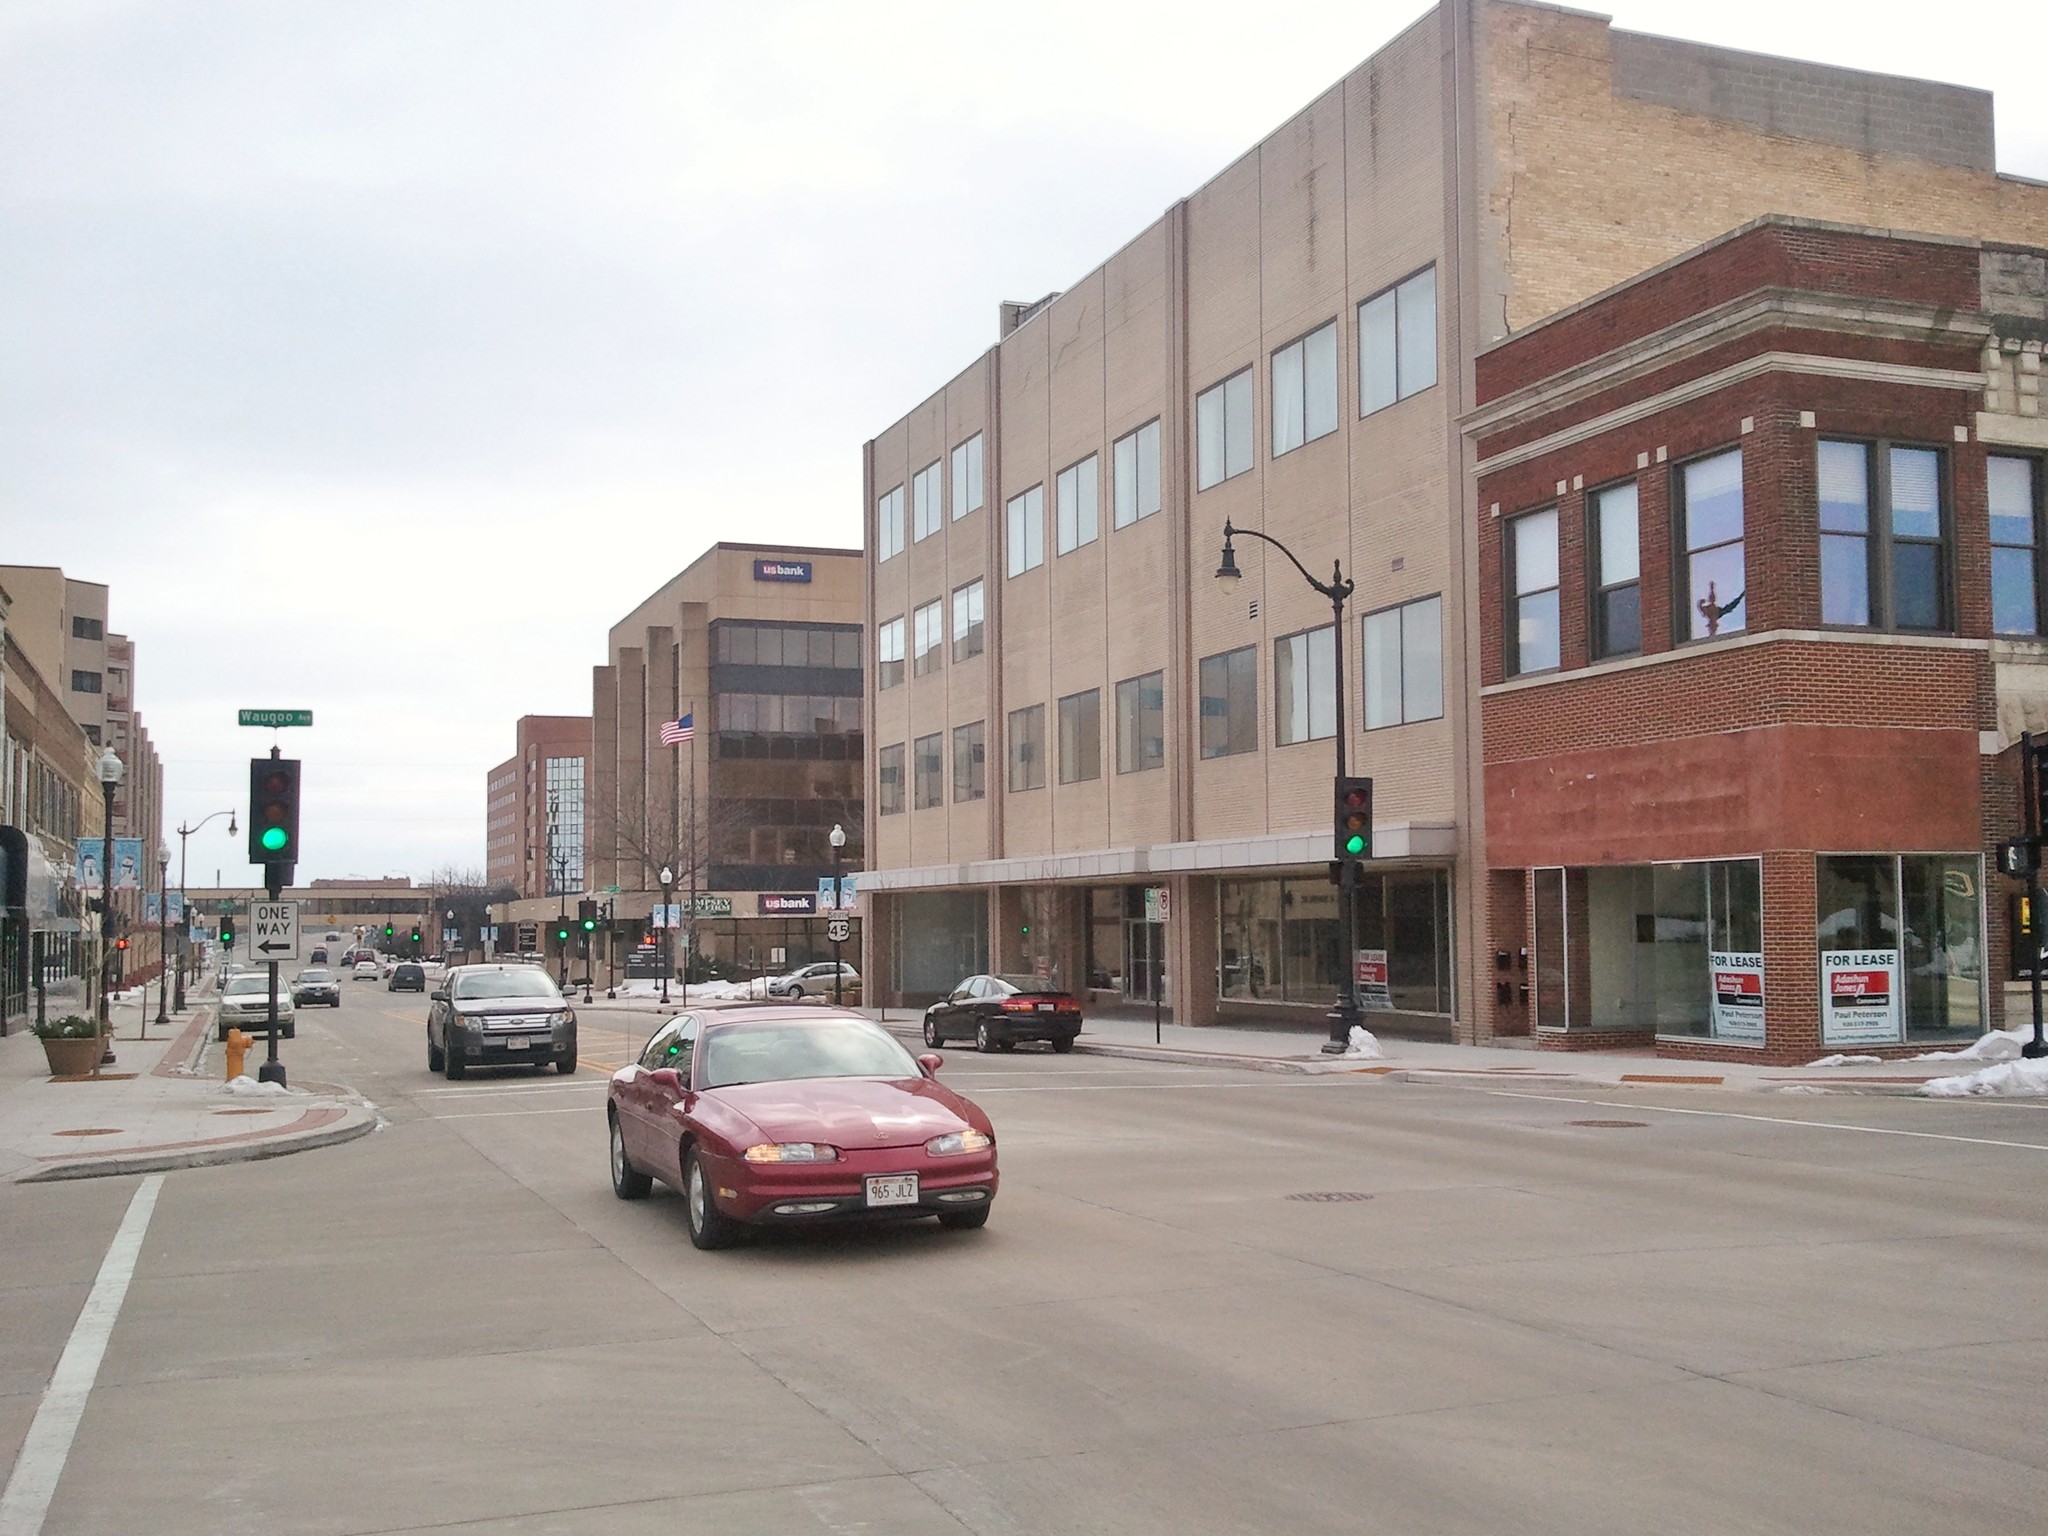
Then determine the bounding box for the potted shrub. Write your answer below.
[33,1015,102,1077]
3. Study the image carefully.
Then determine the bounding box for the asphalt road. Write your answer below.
[5,976,2048,1534]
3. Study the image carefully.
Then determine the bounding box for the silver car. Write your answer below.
[216,971,297,1041]
[427,964,577,1079]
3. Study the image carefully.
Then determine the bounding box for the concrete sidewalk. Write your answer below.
[0,979,378,1183]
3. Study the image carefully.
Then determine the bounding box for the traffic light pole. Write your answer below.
[2026,735,2046,1061]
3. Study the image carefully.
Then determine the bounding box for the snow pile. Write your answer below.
[221,1075,296,1098]
[1343,1026,1384,1060]
[1920,1058,2048,1099]
[1776,1084,1830,1095]
[1911,1022,2037,1063]
[1805,1054,1885,1067]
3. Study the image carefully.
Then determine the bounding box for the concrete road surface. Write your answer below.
[4,977,2047,1534]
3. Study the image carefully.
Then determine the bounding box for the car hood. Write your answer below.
[707,1077,974,1149]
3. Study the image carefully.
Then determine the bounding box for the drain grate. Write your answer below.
[52,1127,122,1137]
[1567,1119,1648,1129]
[1287,1191,1374,1203]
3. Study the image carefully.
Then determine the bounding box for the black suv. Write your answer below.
[387,962,427,992]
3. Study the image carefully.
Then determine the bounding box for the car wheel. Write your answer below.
[283,1024,296,1040]
[976,1021,996,1054]
[997,1039,1016,1052]
[445,1050,465,1080]
[610,1115,651,1200]
[1051,1034,1077,1054]
[217,1023,229,1042]
[786,985,804,1000]
[923,1016,941,1048]
[938,1206,991,1231]
[683,1146,738,1250]
[427,1033,444,1072]
[556,1052,577,1075]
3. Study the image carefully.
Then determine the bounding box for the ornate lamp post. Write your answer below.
[829,823,847,1007]
[173,808,236,1012]
[93,748,122,1064]
[153,849,170,1029]
[658,865,675,1006]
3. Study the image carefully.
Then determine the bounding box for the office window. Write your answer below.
[1008,704,1045,792]
[1196,368,1254,490]
[1274,626,1336,745]
[1359,265,1437,415]
[1363,596,1443,729]
[877,616,905,690]
[912,599,944,677]
[1058,689,1101,784]
[1591,482,1641,658]
[951,579,984,661]
[913,733,944,809]
[1006,484,1045,576]
[1115,671,1165,774]
[1056,455,1099,554]
[1198,645,1257,758]
[1113,419,1161,528]
[951,433,984,519]
[912,459,943,542]
[877,744,905,816]
[1508,508,1560,675]
[1678,449,1745,641]
[71,670,101,694]
[1991,456,2042,636]
[952,721,986,802]
[1271,321,1339,456]
[877,484,904,561]
[1819,440,1949,632]
[70,616,103,640]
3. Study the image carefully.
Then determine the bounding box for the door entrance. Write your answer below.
[1124,918,1164,1003]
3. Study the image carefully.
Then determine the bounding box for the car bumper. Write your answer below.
[701,1146,999,1225]
[981,1014,1082,1044]
[450,1024,575,1064]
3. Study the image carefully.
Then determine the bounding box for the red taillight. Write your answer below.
[1001,999,1036,1012]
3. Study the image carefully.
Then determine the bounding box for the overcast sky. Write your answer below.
[4,0,2044,885]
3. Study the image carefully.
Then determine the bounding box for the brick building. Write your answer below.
[859,0,2048,1030]
[1471,216,2045,1061]
[482,714,591,903]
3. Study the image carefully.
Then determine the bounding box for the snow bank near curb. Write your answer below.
[222,1075,298,1098]
[1910,1022,2036,1064]
[1920,1058,2048,1098]
[1806,1054,1884,1067]
[1343,1026,1384,1060]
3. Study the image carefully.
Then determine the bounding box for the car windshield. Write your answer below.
[698,1019,917,1089]
[992,975,1054,995]
[224,975,272,995]
[453,970,559,1001]
[296,970,333,982]
[395,964,421,975]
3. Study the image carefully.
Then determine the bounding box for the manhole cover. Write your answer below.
[1287,1191,1374,1203]
[52,1127,122,1137]
[1567,1119,1648,1129]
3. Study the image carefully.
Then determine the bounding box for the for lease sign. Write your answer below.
[1820,949,1902,1046]
[1708,951,1765,1042]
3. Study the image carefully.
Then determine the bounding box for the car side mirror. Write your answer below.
[429,990,447,1003]
[647,1067,683,1091]
[917,1052,942,1077]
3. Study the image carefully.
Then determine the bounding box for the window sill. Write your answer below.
[1359,382,1437,421]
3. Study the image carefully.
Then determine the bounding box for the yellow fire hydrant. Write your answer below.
[225,1028,252,1081]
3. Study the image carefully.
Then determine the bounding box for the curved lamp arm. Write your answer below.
[1218,519,1353,604]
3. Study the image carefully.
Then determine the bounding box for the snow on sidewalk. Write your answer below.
[1920,1057,2048,1098]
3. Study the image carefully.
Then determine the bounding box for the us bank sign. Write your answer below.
[752,558,812,583]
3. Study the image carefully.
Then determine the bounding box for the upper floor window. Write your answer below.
[1274,626,1335,745]
[1006,484,1045,576]
[1678,449,1745,641]
[1362,596,1443,728]
[1196,368,1254,490]
[1058,689,1101,784]
[71,670,102,695]
[70,616,102,640]
[1590,482,1641,659]
[1008,704,1045,792]
[952,721,986,803]
[82,724,101,745]
[876,616,905,690]
[1198,645,1257,758]
[912,599,944,677]
[1508,508,1560,675]
[1113,419,1161,528]
[951,579,984,661]
[1056,455,1100,555]
[1115,671,1165,773]
[1818,440,1948,633]
[913,733,944,810]
[877,484,905,561]
[912,459,943,542]
[951,433,984,519]
[1990,455,2043,636]
[1359,266,1437,416]
[877,744,905,815]
[715,622,858,668]
[1272,321,1338,456]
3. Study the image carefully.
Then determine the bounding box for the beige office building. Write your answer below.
[861,0,2048,1033]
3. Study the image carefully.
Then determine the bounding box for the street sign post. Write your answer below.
[238,709,314,728]
[251,901,300,962]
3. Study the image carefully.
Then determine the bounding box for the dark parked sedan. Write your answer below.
[607,1008,998,1249]
[923,974,1083,1053]
[428,965,577,1077]
[387,962,426,992]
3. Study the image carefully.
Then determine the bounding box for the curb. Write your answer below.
[17,1105,379,1183]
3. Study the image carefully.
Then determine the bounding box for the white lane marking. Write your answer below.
[412,1080,606,1098]
[1483,1090,2048,1153]
[431,1105,607,1120]
[0,1174,164,1536]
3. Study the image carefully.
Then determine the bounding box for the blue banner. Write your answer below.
[76,837,145,892]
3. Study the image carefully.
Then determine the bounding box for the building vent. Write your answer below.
[999,292,1061,339]
[1248,599,1261,621]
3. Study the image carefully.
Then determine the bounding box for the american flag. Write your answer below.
[659,711,694,746]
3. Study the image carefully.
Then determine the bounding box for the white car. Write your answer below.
[353,958,382,980]
[216,972,296,1041]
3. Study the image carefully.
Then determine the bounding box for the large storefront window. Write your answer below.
[1817,854,1982,1046]
[892,892,988,999]
[1218,870,1453,1014]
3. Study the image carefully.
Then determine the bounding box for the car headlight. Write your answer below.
[925,1129,993,1157]
[743,1143,839,1164]
[556,1008,574,1027]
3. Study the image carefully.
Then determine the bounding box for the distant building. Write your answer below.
[482,715,591,902]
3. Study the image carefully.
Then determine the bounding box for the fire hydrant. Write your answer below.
[225,1028,252,1081]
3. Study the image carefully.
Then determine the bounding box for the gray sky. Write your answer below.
[4,0,2043,884]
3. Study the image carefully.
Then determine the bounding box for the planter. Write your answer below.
[41,1035,102,1077]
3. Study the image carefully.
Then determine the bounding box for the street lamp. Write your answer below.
[658,865,674,1006]
[444,908,455,964]
[829,823,847,1007]
[1215,520,1363,1055]
[153,849,170,1029]
[483,904,492,964]
[174,808,235,1011]
[94,748,122,1063]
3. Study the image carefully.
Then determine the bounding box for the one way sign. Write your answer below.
[251,900,300,962]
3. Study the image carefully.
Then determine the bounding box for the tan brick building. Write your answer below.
[860,0,2048,1034]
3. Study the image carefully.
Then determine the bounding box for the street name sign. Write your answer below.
[239,709,314,728]
[251,900,300,961]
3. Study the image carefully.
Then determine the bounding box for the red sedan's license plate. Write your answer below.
[865,1174,919,1208]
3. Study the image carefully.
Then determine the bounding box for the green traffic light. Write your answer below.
[1344,834,1367,855]
[260,826,289,852]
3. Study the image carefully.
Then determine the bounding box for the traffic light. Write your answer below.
[553,917,572,945]
[247,757,302,866]
[220,917,235,949]
[114,936,129,952]
[1335,776,1374,866]
[578,899,598,934]
[384,923,395,940]
[409,927,421,947]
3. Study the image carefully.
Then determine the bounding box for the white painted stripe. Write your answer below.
[1484,1091,2048,1152]
[412,1080,606,1098]
[431,1105,606,1120]
[0,1174,164,1536]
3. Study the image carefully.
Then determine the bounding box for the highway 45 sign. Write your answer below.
[251,901,300,962]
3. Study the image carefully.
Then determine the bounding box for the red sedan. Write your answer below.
[607,1007,999,1249]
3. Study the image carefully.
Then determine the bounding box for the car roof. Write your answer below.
[695,1004,877,1031]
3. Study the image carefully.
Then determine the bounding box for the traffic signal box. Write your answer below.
[220,917,236,949]
[552,917,572,946]
[248,757,302,868]
[1335,776,1374,867]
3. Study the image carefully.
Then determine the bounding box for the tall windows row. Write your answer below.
[878,433,985,562]
[881,579,983,691]
[1818,440,1945,631]
[1201,605,1444,761]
